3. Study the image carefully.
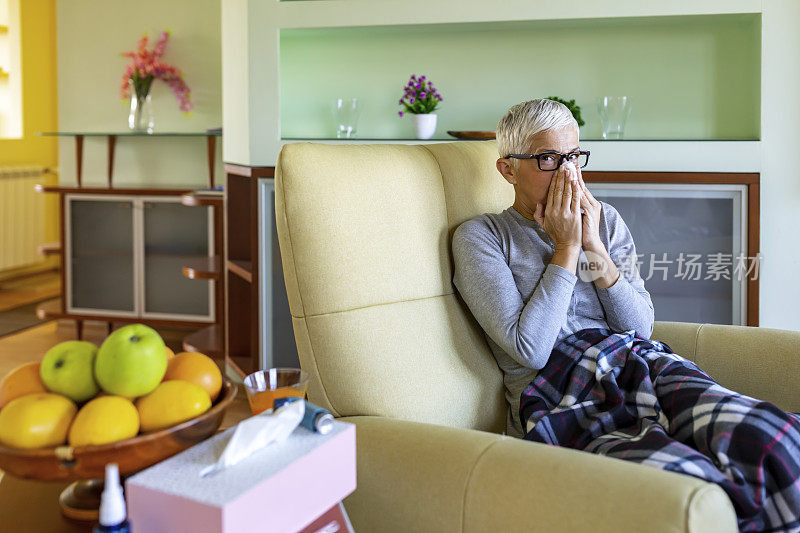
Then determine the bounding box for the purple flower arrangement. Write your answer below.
[398,74,443,117]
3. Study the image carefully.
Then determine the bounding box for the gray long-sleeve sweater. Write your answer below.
[452,203,654,438]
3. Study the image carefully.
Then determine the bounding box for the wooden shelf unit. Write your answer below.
[182,256,222,280]
[181,191,224,207]
[183,324,223,360]
[227,259,252,283]
[36,242,61,257]
[179,189,225,362]
[224,164,275,378]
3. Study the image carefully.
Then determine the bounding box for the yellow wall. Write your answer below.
[0,0,58,275]
[0,0,57,165]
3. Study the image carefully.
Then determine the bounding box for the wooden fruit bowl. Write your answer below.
[0,378,238,482]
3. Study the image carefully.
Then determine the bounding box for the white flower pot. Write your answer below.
[412,113,438,140]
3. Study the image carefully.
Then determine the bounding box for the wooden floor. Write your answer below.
[0,270,60,312]
[0,270,65,375]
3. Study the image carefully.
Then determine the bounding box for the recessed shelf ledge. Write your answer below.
[276,139,761,173]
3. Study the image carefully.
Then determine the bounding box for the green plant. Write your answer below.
[546,96,585,127]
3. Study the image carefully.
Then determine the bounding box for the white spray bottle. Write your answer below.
[93,463,131,533]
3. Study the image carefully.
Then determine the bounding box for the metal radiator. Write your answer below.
[0,166,46,271]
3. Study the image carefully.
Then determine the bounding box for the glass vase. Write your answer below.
[597,96,632,140]
[330,98,361,138]
[128,79,154,133]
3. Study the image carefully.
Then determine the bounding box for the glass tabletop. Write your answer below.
[38,131,221,137]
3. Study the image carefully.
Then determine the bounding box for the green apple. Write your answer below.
[95,324,167,398]
[40,340,99,402]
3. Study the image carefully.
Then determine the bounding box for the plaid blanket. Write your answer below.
[520,328,800,533]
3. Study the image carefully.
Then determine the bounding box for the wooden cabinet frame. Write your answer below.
[583,171,760,326]
[37,186,223,340]
[63,193,215,322]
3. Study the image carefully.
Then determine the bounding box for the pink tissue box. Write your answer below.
[125,420,356,533]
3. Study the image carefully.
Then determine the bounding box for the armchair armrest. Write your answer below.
[339,416,736,533]
[654,321,800,412]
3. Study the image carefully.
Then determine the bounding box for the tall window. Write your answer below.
[0,0,22,139]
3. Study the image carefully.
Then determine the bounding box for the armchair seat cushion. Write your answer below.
[341,416,738,533]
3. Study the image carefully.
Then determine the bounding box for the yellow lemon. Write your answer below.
[68,396,140,447]
[136,380,211,433]
[0,393,76,449]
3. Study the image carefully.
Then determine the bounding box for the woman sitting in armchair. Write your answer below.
[452,98,800,532]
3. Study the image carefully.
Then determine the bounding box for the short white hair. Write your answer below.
[496,99,578,169]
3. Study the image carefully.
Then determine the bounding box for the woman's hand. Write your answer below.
[574,164,603,252]
[533,164,582,251]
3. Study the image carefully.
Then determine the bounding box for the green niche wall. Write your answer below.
[279,13,760,141]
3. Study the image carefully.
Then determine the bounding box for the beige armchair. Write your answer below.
[275,140,800,532]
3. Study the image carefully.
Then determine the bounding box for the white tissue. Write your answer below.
[199,398,305,477]
[560,160,585,213]
[562,160,577,180]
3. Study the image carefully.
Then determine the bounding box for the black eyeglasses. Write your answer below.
[504,150,590,171]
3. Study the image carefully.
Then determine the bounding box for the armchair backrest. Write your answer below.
[275,140,514,433]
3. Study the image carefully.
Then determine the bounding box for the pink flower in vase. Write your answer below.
[120,30,194,114]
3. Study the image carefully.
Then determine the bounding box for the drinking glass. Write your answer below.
[331,98,361,139]
[597,96,632,140]
[243,368,309,415]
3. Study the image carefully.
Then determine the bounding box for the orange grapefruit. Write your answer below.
[0,362,48,410]
[164,352,222,401]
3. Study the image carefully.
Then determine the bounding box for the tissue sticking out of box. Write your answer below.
[558,160,586,214]
[200,398,304,477]
[562,160,577,180]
